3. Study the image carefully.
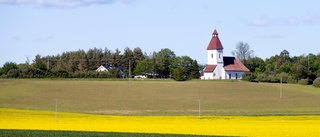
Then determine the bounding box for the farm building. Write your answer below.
[200,29,249,80]
[96,64,125,77]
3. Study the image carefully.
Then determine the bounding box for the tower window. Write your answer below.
[219,54,221,58]
[211,54,213,58]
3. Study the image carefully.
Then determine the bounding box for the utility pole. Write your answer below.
[129,59,131,81]
[54,98,59,121]
[280,76,282,99]
[198,98,201,120]
[47,57,50,69]
[308,55,310,72]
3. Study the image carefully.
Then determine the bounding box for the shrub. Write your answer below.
[298,79,309,85]
[256,73,268,82]
[313,77,320,88]
[242,72,255,82]
[278,72,288,83]
[171,67,187,81]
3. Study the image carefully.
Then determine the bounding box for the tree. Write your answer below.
[0,62,18,76]
[134,57,153,76]
[32,54,47,70]
[291,55,308,81]
[245,57,265,72]
[313,77,320,88]
[232,41,254,65]
[154,48,176,78]
[171,67,187,81]
[190,60,200,79]
[171,56,193,80]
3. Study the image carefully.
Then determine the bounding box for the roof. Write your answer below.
[203,65,217,72]
[207,29,224,50]
[213,29,218,35]
[98,64,124,71]
[223,57,249,72]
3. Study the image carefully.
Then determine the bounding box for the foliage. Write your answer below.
[242,71,255,82]
[0,62,18,76]
[313,77,320,88]
[154,48,176,78]
[245,57,264,72]
[171,67,187,81]
[190,60,200,79]
[298,79,309,85]
[242,50,320,84]
[231,41,254,65]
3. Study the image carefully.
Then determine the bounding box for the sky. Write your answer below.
[1,0,320,66]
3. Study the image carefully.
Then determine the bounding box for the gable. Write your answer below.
[96,65,108,72]
[223,57,249,72]
[203,65,217,72]
[96,64,125,72]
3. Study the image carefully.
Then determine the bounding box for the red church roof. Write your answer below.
[203,65,217,72]
[223,57,249,71]
[207,29,224,50]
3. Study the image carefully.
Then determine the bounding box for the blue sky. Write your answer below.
[1,0,319,66]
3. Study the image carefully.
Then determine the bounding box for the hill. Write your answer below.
[0,79,320,115]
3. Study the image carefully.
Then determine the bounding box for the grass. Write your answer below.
[0,129,228,137]
[0,79,320,115]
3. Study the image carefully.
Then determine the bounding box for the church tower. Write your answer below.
[205,29,224,79]
[207,29,224,65]
[201,28,249,80]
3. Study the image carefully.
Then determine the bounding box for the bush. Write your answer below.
[267,75,278,83]
[171,67,187,81]
[298,79,309,85]
[313,78,320,88]
[242,72,255,82]
[256,73,268,82]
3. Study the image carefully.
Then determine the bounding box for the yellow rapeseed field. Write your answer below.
[1,108,320,137]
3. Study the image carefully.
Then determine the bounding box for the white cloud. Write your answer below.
[254,33,282,39]
[303,12,320,25]
[281,16,300,26]
[248,13,320,27]
[34,34,54,42]
[0,0,135,8]
[248,16,274,27]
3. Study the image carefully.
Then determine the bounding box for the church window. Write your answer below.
[211,54,213,58]
[219,54,221,58]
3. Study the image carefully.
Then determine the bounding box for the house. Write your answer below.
[200,29,249,80]
[96,64,125,77]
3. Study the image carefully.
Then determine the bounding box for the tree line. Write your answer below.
[1,42,320,84]
[0,47,200,80]
[234,41,320,87]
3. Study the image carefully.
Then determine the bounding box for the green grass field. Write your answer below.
[1,79,320,115]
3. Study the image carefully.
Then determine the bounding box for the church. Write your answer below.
[200,29,249,80]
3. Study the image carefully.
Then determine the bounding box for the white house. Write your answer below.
[200,29,249,80]
[96,64,125,77]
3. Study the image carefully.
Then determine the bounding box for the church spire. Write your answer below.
[212,29,218,37]
[207,29,223,50]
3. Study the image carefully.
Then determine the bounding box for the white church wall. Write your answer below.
[221,68,226,79]
[207,50,216,65]
[225,71,245,79]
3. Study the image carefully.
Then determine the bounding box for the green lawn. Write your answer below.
[0,79,320,115]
